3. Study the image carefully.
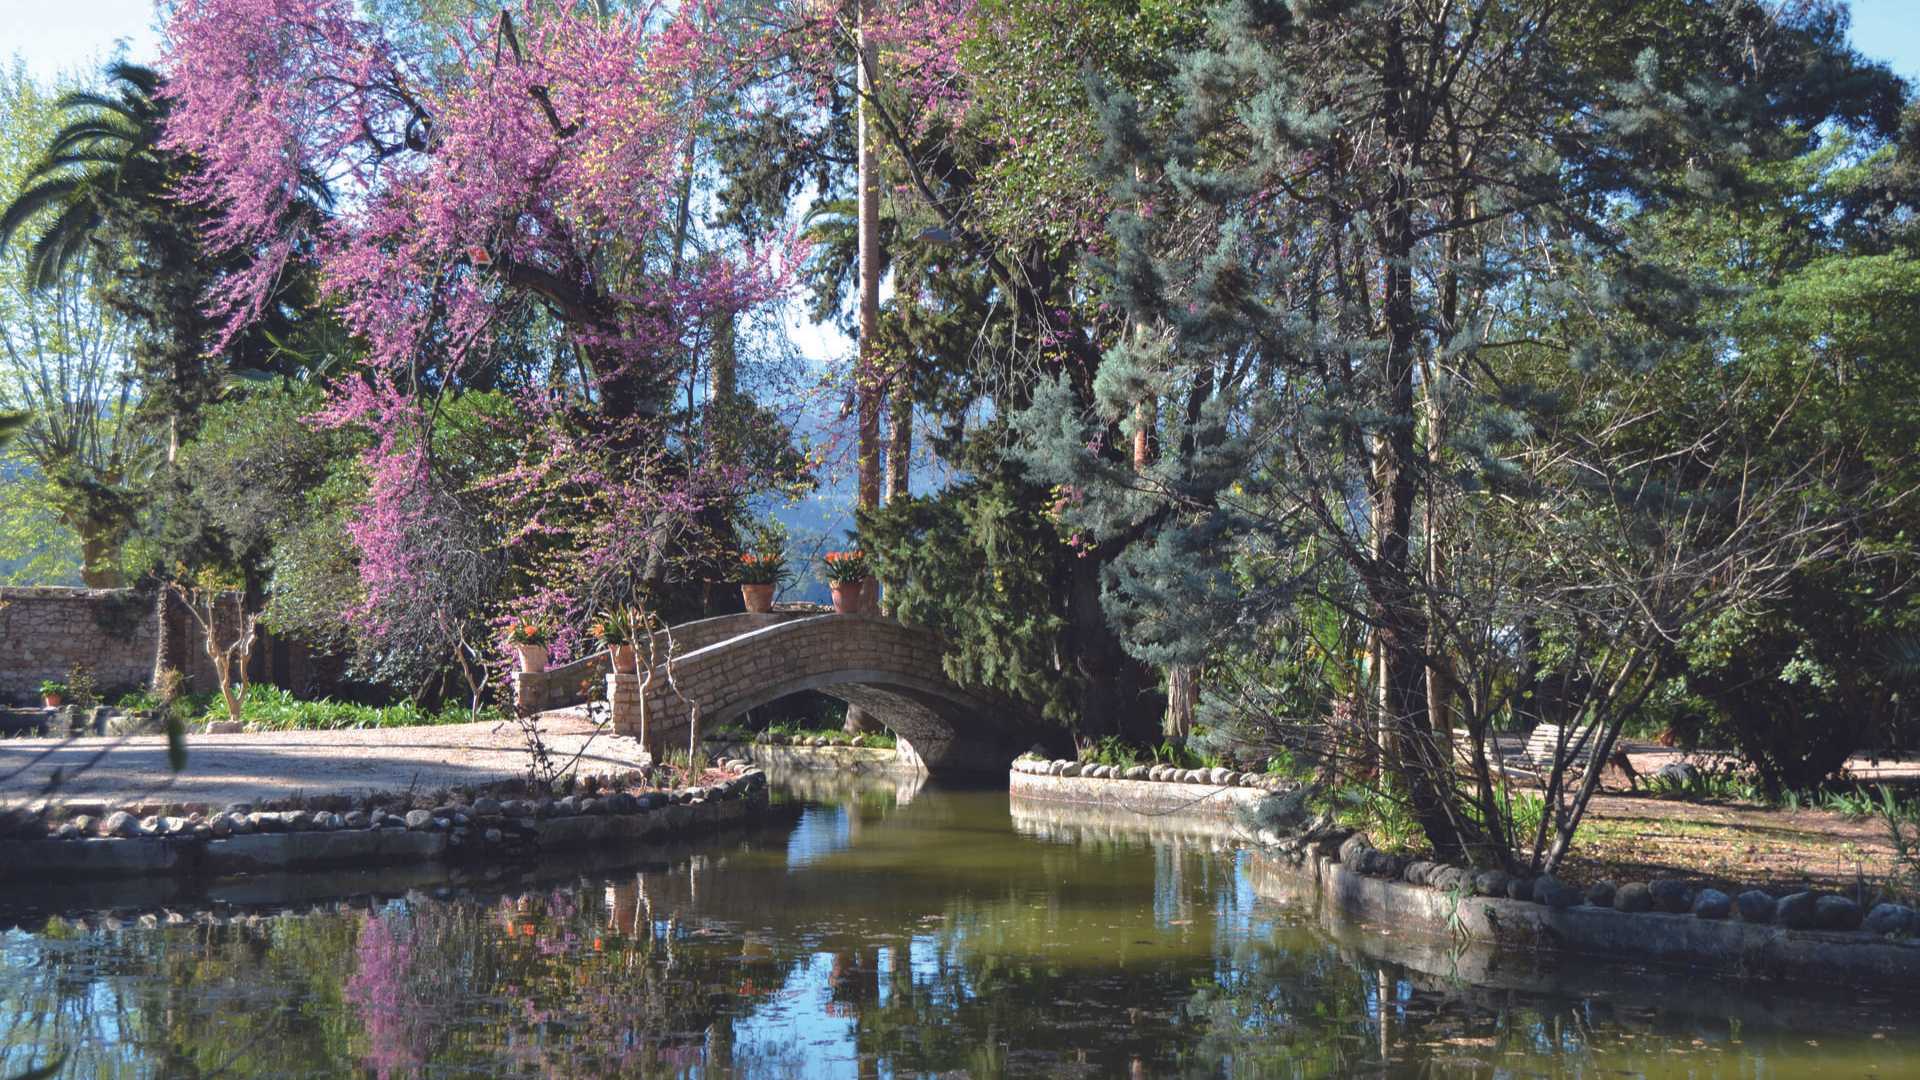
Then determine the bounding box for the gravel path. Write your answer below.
[0,711,649,810]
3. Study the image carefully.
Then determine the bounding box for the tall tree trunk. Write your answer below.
[1371,17,1463,862]
[847,0,884,734]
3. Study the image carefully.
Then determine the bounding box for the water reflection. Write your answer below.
[1,776,1917,1077]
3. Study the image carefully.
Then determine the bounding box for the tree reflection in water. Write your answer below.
[4,782,1920,1077]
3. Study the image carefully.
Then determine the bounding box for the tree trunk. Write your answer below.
[1369,17,1464,862]
[846,0,884,735]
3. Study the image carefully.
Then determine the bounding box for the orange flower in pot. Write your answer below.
[505,621,551,672]
[592,607,641,674]
[822,550,872,614]
[738,552,788,613]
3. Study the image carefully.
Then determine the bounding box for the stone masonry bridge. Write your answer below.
[514,612,1036,776]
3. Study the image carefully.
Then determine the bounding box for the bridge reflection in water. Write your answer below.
[6,770,1919,1076]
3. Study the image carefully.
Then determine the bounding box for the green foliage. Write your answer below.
[862,452,1079,725]
[190,685,497,732]
[35,679,65,698]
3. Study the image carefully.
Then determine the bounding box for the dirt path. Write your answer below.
[0,711,648,811]
[1563,791,1905,894]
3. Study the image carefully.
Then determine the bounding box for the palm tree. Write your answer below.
[0,61,170,291]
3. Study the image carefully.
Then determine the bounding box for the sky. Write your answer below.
[5,0,1920,83]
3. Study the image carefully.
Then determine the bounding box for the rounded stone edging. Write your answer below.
[1008,761,1276,817]
[1299,840,1920,989]
[0,764,772,883]
[1009,762,1920,988]
[706,739,921,775]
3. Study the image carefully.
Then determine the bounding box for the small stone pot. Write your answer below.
[514,643,549,673]
[609,643,638,674]
[741,583,775,613]
[830,580,869,614]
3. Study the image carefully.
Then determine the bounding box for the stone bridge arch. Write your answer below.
[612,614,1035,776]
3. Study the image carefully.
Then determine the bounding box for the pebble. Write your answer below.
[102,811,135,837]
[1863,902,1917,936]
[1535,877,1583,909]
[55,822,81,840]
[1775,891,1818,929]
[344,811,369,829]
[1473,870,1511,897]
[286,811,312,832]
[472,798,502,818]
[1735,890,1776,923]
[404,810,433,831]
[1691,888,1732,919]
[1648,879,1692,914]
[1814,895,1863,931]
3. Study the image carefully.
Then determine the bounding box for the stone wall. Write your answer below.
[0,587,334,706]
[0,588,158,704]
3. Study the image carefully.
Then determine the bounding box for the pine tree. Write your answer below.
[1014,0,1904,861]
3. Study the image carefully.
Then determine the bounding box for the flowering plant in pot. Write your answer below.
[823,550,871,614]
[592,607,641,674]
[738,552,788,613]
[505,621,551,673]
[38,680,67,708]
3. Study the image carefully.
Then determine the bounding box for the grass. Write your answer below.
[190,686,500,732]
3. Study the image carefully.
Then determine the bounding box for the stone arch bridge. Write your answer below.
[513,612,1036,775]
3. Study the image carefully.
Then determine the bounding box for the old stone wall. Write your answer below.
[0,587,336,706]
[0,588,158,703]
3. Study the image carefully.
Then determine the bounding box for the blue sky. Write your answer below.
[4,0,1920,82]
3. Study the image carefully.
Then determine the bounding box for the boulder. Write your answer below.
[1403,860,1437,886]
[1863,902,1917,937]
[1584,881,1616,908]
[404,809,434,831]
[1339,834,1372,865]
[1691,888,1732,920]
[1648,879,1692,914]
[1655,761,1701,787]
[1473,870,1512,898]
[1506,877,1535,901]
[1534,876,1582,909]
[471,798,503,818]
[1613,883,1653,913]
[1814,895,1863,931]
[1775,891,1818,929]
[1735,890,1776,924]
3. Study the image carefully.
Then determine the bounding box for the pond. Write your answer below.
[2,772,1916,1077]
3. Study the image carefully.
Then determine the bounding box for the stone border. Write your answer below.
[1009,759,1920,989]
[1009,755,1283,817]
[706,738,921,774]
[0,763,771,883]
[1284,834,1920,989]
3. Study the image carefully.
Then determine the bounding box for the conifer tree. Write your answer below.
[1014,0,1904,860]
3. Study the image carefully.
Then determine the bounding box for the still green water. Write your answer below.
[2,774,1916,1078]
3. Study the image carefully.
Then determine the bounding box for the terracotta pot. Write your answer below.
[514,643,549,673]
[42,694,62,708]
[741,583,775,614]
[830,580,869,614]
[609,643,638,675]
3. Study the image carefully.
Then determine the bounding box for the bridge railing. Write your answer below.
[512,608,822,713]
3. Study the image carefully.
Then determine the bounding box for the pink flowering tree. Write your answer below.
[160,0,828,670]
